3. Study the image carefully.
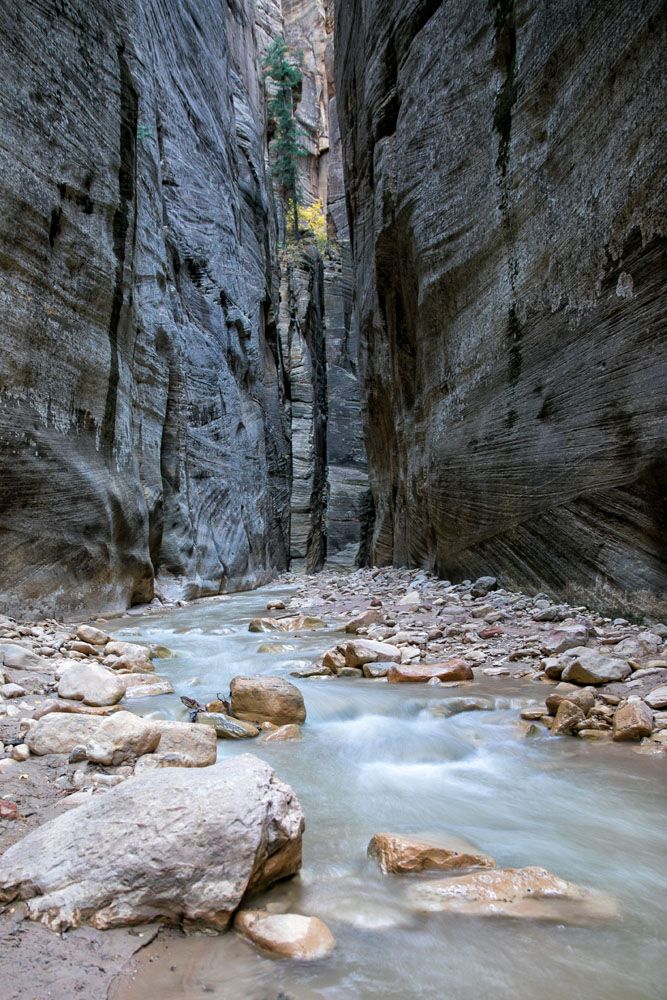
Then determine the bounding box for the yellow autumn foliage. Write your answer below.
[299,199,327,251]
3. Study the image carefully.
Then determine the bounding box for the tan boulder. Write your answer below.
[25,713,102,755]
[84,711,161,765]
[545,685,596,716]
[230,676,306,726]
[152,720,217,766]
[407,866,618,924]
[262,724,302,743]
[388,659,473,684]
[322,648,346,671]
[344,609,384,633]
[343,639,401,668]
[69,641,100,656]
[58,663,124,706]
[368,832,495,874]
[109,655,156,674]
[551,700,585,735]
[248,616,325,634]
[121,674,174,698]
[105,640,152,662]
[612,701,653,741]
[76,625,110,646]
[234,909,335,960]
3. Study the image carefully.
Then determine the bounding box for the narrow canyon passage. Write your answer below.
[0,0,665,997]
[110,584,666,1000]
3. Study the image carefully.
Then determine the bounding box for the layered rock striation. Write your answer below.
[335,0,667,614]
[0,0,293,616]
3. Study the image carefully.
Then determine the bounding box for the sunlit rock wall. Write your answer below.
[336,0,666,613]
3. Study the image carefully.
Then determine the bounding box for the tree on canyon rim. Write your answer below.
[263,37,306,238]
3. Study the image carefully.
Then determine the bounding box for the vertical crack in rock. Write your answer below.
[102,44,138,458]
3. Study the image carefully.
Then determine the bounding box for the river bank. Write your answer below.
[1,569,666,998]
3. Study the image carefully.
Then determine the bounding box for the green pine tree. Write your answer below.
[263,37,306,239]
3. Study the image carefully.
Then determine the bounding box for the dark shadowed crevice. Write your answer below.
[101,44,138,457]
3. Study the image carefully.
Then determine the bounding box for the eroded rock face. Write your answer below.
[0,754,304,931]
[335,0,667,614]
[0,0,291,618]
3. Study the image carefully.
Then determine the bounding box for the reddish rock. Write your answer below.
[0,799,19,821]
[478,625,505,639]
[388,659,473,684]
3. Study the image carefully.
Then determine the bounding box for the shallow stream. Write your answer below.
[113,585,666,1000]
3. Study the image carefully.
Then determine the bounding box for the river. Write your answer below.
[112,585,667,1000]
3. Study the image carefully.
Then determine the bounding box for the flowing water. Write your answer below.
[113,586,667,1000]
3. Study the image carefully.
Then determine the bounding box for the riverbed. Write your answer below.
[112,585,667,1000]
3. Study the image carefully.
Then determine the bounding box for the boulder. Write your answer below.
[248,616,325,633]
[368,832,495,874]
[134,752,198,771]
[58,662,125,706]
[262,724,302,743]
[0,643,54,672]
[76,626,110,646]
[344,609,383,633]
[342,639,401,667]
[68,640,100,656]
[84,711,161,765]
[470,576,498,598]
[430,696,494,717]
[322,648,346,671]
[542,624,590,655]
[110,655,156,673]
[645,686,667,709]
[560,649,631,685]
[230,676,306,726]
[121,675,174,698]
[0,755,304,931]
[151,720,217,766]
[337,666,363,678]
[388,659,473,684]
[104,641,152,663]
[362,661,393,678]
[551,700,585,736]
[25,713,102,755]
[234,910,335,960]
[612,701,653,742]
[407,867,618,924]
[196,712,259,739]
[398,591,421,606]
[545,685,596,716]
[0,682,27,699]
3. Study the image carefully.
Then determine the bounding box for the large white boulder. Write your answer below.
[58,662,125,706]
[0,755,304,931]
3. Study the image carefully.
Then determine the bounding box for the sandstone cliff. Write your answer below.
[0,0,366,617]
[280,0,369,571]
[335,0,666,613]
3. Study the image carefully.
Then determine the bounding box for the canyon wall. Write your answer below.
[335,0,666,613]
[0,0,367,618]
[0,0,291,617]
[281,0,369,571]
